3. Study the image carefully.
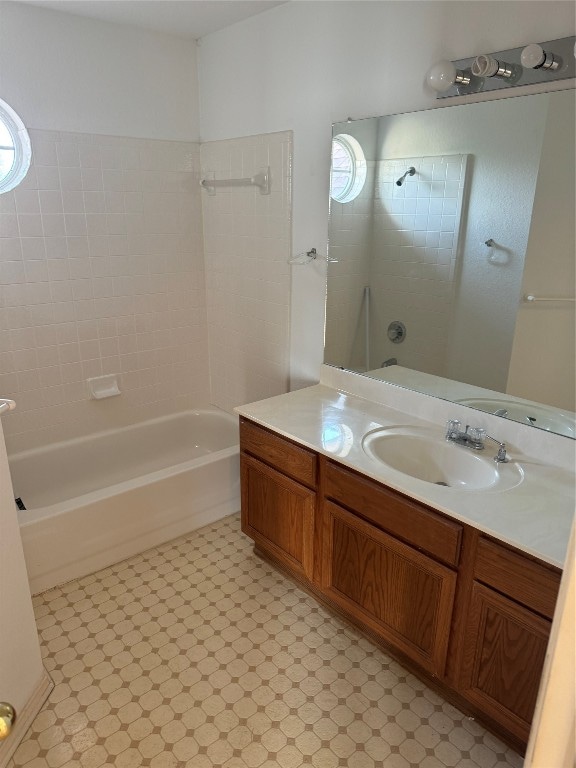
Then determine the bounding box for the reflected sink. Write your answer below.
[457,398,576,438]
[362,426,523,491]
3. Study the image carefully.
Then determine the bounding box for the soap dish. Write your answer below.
[88,374,121,400]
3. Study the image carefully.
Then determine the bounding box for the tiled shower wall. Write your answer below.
[0,130,209,453]
[370,155,467,375]
[201,131,292,413]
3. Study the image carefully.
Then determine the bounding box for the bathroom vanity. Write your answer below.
[236,371,574,754]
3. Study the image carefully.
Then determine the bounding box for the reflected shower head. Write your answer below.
[396,166,416,186]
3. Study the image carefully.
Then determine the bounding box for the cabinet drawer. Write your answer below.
[474,537,561,620]
[325,460,462,566]
[240,418,317,489]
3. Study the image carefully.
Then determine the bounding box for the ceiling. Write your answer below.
[13,0,289,40]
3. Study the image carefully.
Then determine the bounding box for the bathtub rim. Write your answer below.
[9,406,238,464]
[12,407,239,524]
[18,444,239,525]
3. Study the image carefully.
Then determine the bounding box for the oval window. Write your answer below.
[0,99,31,194]
[330,133,367,203]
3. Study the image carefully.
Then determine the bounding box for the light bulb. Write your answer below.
[426,60,470,92]
[472,54,513,79]
[521,43,560,70]
[472,55,499,78]
[521,44,546,69]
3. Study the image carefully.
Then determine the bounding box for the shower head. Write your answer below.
[396,166,416,186]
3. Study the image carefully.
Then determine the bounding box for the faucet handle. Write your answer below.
[468,426,486,442]
[445,419,461,439]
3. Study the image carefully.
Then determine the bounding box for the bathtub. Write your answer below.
[9,408,240,595]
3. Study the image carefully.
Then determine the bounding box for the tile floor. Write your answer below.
[10,514,524,768]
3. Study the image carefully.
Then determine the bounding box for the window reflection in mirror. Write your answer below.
[0,98,31,194]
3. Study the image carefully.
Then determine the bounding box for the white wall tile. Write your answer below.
[200,131,292,413]
[1,129,209,453]
[4,128,293,450]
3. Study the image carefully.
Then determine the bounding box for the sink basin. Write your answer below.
[457,398,575,438]
[362,426,523,491]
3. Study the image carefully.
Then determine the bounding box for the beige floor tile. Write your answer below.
[9,514,522,768]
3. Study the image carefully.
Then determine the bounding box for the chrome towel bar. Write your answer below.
[523,295,576,303]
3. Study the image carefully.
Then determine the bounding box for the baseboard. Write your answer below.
[0,669,53,768]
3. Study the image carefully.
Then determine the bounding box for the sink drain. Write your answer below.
[435,481,449,487]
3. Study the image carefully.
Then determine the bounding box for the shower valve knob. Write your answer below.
[387,321,406,344]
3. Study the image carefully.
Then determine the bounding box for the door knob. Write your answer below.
[0,703,15,740]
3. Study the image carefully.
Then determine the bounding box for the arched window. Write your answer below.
[0,99,31,194]
[330,133,367,204]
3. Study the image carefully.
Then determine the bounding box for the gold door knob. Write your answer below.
[0,703,15,740]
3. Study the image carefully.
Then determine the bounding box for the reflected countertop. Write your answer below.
[236,383,575,569]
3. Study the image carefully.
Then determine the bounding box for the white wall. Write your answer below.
[507,91,576,411]
[0,1,199,141]
[197,0,576,388]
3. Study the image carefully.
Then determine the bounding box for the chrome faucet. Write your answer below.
[445,420,509,463]
[445,420,483,449]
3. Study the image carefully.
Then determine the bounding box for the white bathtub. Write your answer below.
[9,408,240,595]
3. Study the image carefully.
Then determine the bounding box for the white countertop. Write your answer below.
[236,382,575,569]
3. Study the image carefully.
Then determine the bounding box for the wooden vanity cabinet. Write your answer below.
[457,537,561,745]
[240,418,316,580]
[239,417,561,751]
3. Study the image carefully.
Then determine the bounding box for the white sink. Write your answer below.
[362,426,523,491]
[457,398,575,438]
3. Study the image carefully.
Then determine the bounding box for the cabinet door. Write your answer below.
[322,501,457,677]
[459,582,551,744]
[241,454,315,580]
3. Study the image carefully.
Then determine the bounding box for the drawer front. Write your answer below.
[240,418,317,489]
[475,537,561,620]
[325,460,462,566]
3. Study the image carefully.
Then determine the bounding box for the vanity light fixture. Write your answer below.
[426,35,575,99]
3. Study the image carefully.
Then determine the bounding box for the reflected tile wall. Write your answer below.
[371,154,468,375]
[0,130,209,453]
[201,132,292,413]
[325,163,375,371]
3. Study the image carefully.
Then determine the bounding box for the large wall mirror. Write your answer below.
[325,89,575,439]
